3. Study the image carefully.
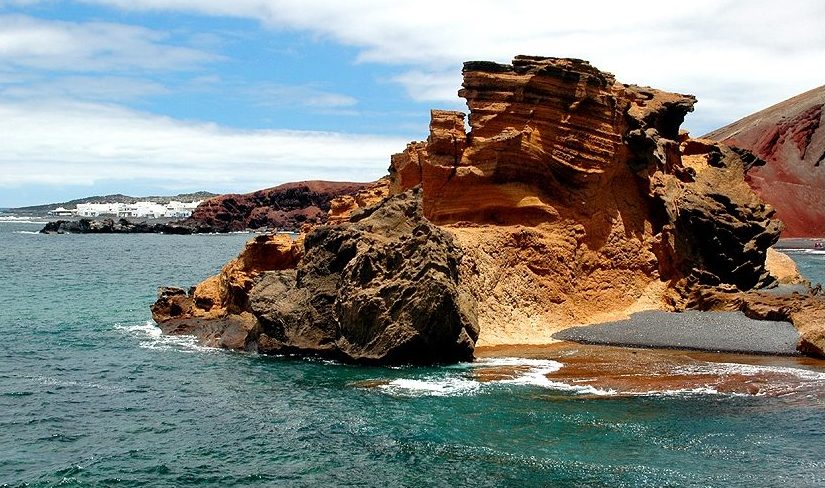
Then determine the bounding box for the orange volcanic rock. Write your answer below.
[150,233,302,348]
[327,178,390,224]
[153,55,823,362]
[383,55,788,348]
[704,85,825,237]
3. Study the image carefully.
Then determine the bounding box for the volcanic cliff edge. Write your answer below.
[152,56,824,363]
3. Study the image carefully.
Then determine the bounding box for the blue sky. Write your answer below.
[1,0,823,207]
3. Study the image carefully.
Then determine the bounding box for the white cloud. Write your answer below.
[0,14,218,72]
[79,0,825,132]
[247,83,357,109]
[0,100,407,190]
[0,75,169,101]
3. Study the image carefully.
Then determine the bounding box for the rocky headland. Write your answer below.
[704,85,825,238]
[40,180,376,234]
[152,55,825,364]
[183,180,376,233]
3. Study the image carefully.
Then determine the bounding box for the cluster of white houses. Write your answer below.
[49,200,202,219]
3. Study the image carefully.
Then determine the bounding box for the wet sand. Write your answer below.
[551,310,800,355]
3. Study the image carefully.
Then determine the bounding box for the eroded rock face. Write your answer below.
[704,85,825,237]
[388,56,781,347]
[152,190,478,364]
[653,140,781,289]
[150,234,302,349]
[186,180,372,232]
[250,190,477,364]
[152,55,818,361]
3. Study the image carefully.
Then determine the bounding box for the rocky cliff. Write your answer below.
[184,180,372,232]
[389,56,784,347]
[704,85,825,237]
[152,56,824,362]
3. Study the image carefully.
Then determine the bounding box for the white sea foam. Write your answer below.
[373,357,619,397]
[114,321,218,354]
[13,230,41,234]
[674,361,825,381]
[472,357,564,370]
[378,377,481,397]
[782,248,825,255]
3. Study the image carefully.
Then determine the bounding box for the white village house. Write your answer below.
[51,200,202,219]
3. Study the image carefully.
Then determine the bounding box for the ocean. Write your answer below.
[1,220,824,487]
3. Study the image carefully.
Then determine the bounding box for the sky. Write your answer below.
[1,1,823,207]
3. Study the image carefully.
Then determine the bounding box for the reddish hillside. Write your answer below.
[704,86,825,237]
[186,180,372,232]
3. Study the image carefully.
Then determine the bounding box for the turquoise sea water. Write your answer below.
[1,221,824,487]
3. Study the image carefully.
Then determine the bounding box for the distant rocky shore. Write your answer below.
[40,180,377,234]
[41,218,198,235]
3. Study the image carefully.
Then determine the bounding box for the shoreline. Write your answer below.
[551,310,800,356]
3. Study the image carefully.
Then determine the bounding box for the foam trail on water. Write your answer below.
[114,321,218,354]
[378,377,481,397]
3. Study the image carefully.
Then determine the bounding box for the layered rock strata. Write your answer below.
[704,85,825,237]
[152,55,824,361]
[389,56,793,348]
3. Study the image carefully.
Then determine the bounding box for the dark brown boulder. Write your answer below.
[250,189,478,364]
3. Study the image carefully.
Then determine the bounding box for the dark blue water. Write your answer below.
[2,221,824,487]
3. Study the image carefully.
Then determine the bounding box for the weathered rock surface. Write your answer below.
[152,190,478,364]
[152,55,821,361]
[389,56,783,347]
[150,233,303,348]
[185,180,372,232]
[704,85,825,237]
[765,248,808,285]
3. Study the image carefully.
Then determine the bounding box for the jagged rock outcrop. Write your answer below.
[152,190,478,364]
[185,180,371,232]
[152,55,823,361]
[150,233,303,348]
[326,178,390,224]
[388,55,786,347]
[704,85,825,237]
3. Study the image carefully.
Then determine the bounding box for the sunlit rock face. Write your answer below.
[152,55,825,363]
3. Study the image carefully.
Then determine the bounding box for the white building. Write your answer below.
[73,200,202,219]
[75,202,121,217]
[48,207,74,216]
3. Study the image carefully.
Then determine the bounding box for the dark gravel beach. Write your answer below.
[553,310,800,355]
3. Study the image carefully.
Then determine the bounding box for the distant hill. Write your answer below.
[704,85,825,237]
[5,191,218,216]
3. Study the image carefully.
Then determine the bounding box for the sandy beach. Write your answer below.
[551,310,801,356]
